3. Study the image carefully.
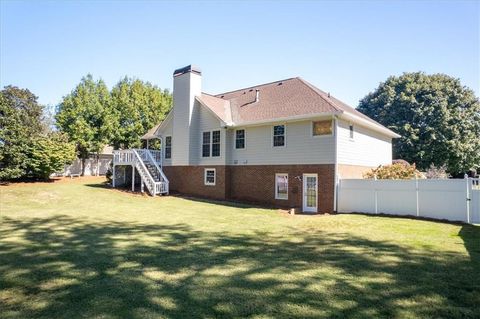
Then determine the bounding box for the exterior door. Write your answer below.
[303,174,318,213]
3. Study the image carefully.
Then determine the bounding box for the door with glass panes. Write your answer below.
[302,174,318,213]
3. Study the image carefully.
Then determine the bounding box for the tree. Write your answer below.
[56,75,114,176]
[110,77,172,149]
[0,86,44,180]
[26,132,76,180]
[358,72,480,175]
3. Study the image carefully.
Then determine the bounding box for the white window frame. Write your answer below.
[311,120,334,138]
[164,136,172,159]
[202,131,211,158]
[204,168,216,186]
[272,124,286,148]
[211,130,221,157]
[275,173,288,200]
[235,129,246,150]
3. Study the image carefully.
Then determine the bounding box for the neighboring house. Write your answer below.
[113,65,399,213]
[65,145,113,176]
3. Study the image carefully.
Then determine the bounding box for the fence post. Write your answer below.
[466,176,471,224]
[415,177,419,217]
[374,176,378,214]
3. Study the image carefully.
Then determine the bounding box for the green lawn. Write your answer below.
[1,178,479,319]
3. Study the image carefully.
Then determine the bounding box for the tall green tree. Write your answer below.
[110,77,172,149]
[56,75,114,175]
[0,86,44,180]
[358,72,480,175]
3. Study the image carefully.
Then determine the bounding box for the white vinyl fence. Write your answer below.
[338,178,480,224]
[64,157,112,176]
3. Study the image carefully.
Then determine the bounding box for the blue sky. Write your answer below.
[1,0,478,107]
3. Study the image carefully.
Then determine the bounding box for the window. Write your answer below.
[273,125,285,147]
[204,168,216,186]
[275,173,288,200]
[349,124,354,139]
[212,130,220,157]
[235,129,245,149]
[312,120,333,136]
[164,136,172,159]
[202,132,211,157]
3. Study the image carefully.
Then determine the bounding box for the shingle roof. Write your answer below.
[200,77,396,136]
[141,122,162,140]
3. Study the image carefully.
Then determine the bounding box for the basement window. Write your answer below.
[275,173,288,200]
[204,168,216,186]
[164,136,172,159]
[312,120,333,136]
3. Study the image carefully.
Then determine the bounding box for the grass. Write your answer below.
[0,177,479,319]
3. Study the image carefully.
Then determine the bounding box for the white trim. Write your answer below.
[339,112,400,138]
[201,131,211,158]
[164,135,172,159]
[204,168,216,186]
[228,112,341,128]
[272,124,286,148]
[234,128,246,150]
[303,173,318,213]
[275,173,289,200]
[333,116,338,212]
[311,119,334,138]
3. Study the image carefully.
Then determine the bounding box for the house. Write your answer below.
[64,145,113,177]
[112,65,399,213]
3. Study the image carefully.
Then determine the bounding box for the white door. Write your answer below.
[303,174,318,213]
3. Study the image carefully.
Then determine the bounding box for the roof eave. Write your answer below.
[226,111,342,128]
[339,112,401,138]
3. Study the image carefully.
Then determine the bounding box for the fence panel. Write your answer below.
[417,179,467,222]
[338,178,476,223]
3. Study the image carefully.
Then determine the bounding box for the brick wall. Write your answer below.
[163,165,228,200]
[163,164,335,213]
[228,164,335,213]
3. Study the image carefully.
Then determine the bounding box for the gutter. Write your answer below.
[225,111,342,128]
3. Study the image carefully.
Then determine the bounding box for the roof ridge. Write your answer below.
[296,77,342,113]
[214,77,298,97]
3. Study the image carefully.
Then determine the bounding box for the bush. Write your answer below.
[424,164,450,179]
[26,133,76,180]
[364,162,424,180]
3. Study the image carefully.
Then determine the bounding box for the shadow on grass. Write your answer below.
[0,215,479,319]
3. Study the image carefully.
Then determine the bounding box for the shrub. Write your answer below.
[364,162,424,180]
[424,164,450,179]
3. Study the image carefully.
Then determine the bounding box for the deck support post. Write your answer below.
[112,165,116,188]
[132,165,135,192]
[141,178,144,193]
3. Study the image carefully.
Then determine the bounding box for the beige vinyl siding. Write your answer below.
[227,120,335,165]
[192,102,226,166]
[336,119,392,167]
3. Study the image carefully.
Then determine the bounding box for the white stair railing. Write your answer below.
[113,149,169,196]
[146,149,169,194]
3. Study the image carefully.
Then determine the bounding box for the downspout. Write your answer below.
[333,115,339,213]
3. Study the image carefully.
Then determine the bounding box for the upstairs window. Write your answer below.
[164,136,172,159]
[212,130,221,157]
[275,173,288,200]
[202,132,211,157]
[235,129,245,149]
[273,125,285,147]
[204,168,216,186]
[312,120,333,136]
[349,124,354,139]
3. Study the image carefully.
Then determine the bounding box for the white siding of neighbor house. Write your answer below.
[227,119,335,165]
[336,118,392,167]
